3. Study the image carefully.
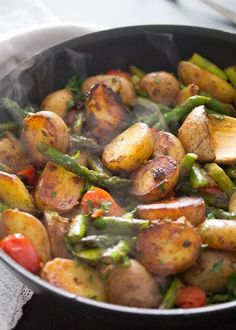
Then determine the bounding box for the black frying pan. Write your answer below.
[1,25,236,329]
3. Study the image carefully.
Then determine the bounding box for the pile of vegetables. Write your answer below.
[1,53,236,309]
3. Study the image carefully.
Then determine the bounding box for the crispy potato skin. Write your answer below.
[153,131,185,164]
[0,209,51,263]
[178,61,236,103]
[85,84,126,143]
[131,156,179,202]
[136,219,202,275]
[198,219,236,251]
[105,259,161,308]
[41,258,107,301]
[0,172,35,212]
[102,122,154,172]
[43,211,70,258]
[229,191,236,212]
[175,83,200,105]
[40,89,74,118]
[0,132,29,172]
[136,196,205,227]
[178,106,215,162]
[140,72,180,105]
[22,111,69,166]
[181,249,236,293]
[82,74,136,106]
[35,162,84,213]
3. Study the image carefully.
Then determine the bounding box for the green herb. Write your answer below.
[156,78,161,84]
[50,191,57,198]
[66,76,83,92]
[212,259,224,273]
[158,182,166,194]
[99,201,112,212]
[159,259,166,265]
[67,100,75,109]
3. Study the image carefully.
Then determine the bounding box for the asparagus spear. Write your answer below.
[189,163,209,189]
[200,91,233,115]
[3,98,34,122]
[0,201,10,212]
[129,65,145,78]
[75,247,103,262]
[226,167,236,179]
[67,214,88,244]
[87,155,111,176]
[159,277,183,309]
[37,142,131,189]
[70,135,102,152]
[0,122,20,133]
[206,206,236,220]
[224,66,236,88]
[179,153,198,180]
[102,240,131,264]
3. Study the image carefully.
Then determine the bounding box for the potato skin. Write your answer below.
[181,249,236,293]
[153,131,185,164]
[136,196,205,227]
[41,258,107,302]
[35,162,84,213]
[40,89,74,118]
[175,83,199,105]
[198,219,236,251]
[229,191,236,212]
[0,209,51,263]
[85,84,126,143]
[102,122,154,172]
[136,219,202,275]
[105,259,161,308]
[131,156,179,202]
[178,61,236,103]
[22,111,69,166]
[0,172,35,212]
[140,72,180,105]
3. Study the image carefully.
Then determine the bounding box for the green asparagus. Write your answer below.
[189,163,209,189]
[129,65,145,78]
[179,153,198,180]
[70,135,102,152]
[87,155,111,176]
[200,91,233,115]
[190,53,227,80]
[67,214,88,243]
[159,277,183,309]
[0,122,20,133]
[3,98,33,122]
[102,240,131,264]
[224,66,236,88]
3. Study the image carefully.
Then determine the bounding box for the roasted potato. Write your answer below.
[81,74,136,106]
[40,89,74,118]
[43,211,70,258]
[0,131,29,172]
[178,61,236,103]
[136,196,205,227]
[35,162,84,213]
[105,259,161,308]
[140,71,180,105]
[131,156,179,202]
[175,83,199,105]
[136,218,202,275]
[152,131,185,164]
[22,111,69,166]
[0,171,35,212]
[229,191,236,212]
[198,219,236,251]
[85,84,126,143]
[102,122,154,172]
[41,258,107,301]
[0,209,51,263]
[181,249,236,293]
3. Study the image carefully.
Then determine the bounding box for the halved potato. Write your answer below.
[41,258,107,301]
[0,172,34,212]
[136,217,202,275]
[175,83,199,105]
[40,89,74,118]
[35,162,84,213]
[22,111,69,166]
[131,156,179,202]
[102,122,154,172]
[153,131,185,164]
[0,209,51,263]
[140,72,180,105]
[85,84,126,143]
[136,196,205,226]
[178,61,236,103]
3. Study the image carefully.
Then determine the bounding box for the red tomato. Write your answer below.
[17,165,37,186]
[81,187,124,216]
[0,234,41,274]
[176,286,206,308]
[106,69,131,80]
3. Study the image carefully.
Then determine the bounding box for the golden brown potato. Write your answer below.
[198,219,236,251]
[181,249,236,293]
[85,84,126,143]
[43,211,70,258]
[136,218,202,275]
[0,209,51,263]
[140,71,180,105]
[41,258,107,302]
[229,191,236,212]
[131,156,179,202]
[153,131,185,164]
[40,89,74,118]
[0,172,35,212]
[178,61,236,103]
[136,196,205,227]
[175,83,199,105]
[22,111,69,166]
[35,162,84,213]
[81,74,136,106]
[0,131,29,172]
[105,259,161,308]
[102,122,154,172]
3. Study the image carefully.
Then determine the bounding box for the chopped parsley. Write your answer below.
[212,259,224,273]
